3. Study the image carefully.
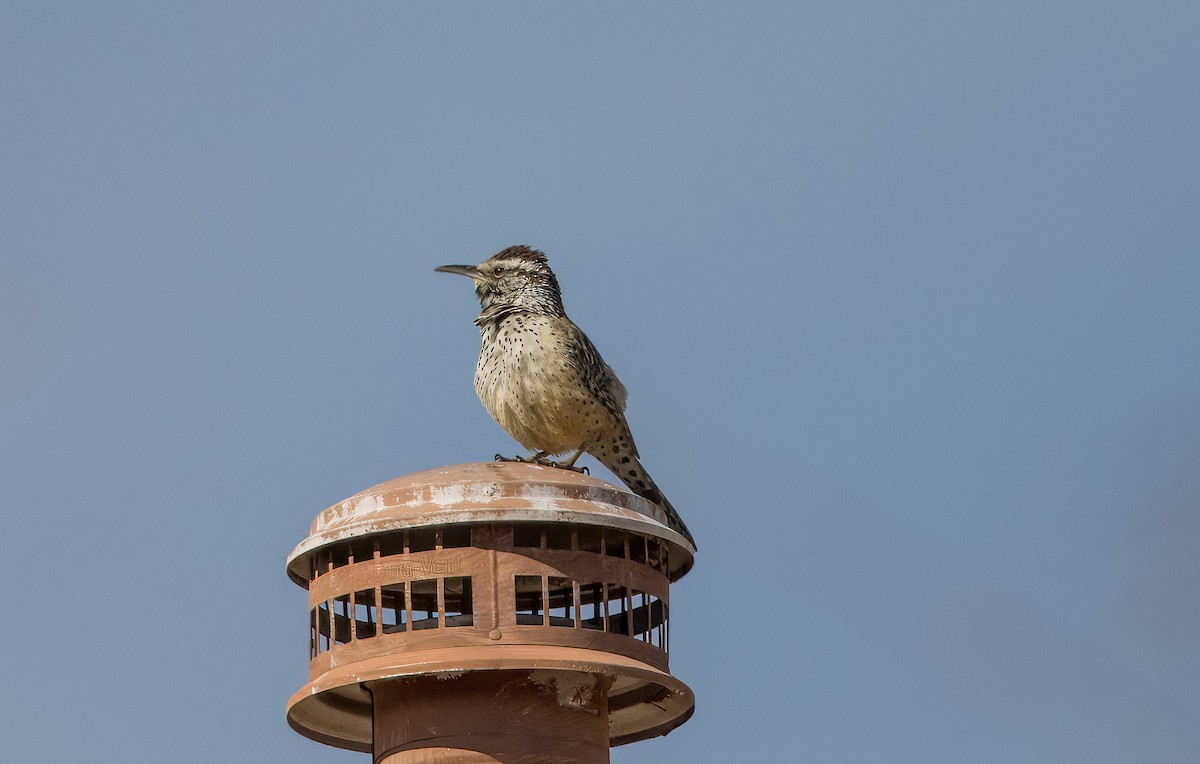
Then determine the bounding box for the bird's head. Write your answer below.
[436,245,565,318]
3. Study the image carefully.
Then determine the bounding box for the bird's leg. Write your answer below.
[544,449,590,474]
[559,449,585,467]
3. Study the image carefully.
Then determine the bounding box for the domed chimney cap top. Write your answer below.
[287,461,696,584]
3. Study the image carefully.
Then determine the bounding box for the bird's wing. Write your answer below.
[566,321,631,420]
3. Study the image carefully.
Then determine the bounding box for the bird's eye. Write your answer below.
[493,268,506,276]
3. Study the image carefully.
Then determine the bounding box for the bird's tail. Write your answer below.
[651,487,697,550]
[597,450,697,548]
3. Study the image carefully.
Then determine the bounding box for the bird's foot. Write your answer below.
[494,452,555,466]
[492,453,589,474]
[494,453,530,464]
[545,461,589,475]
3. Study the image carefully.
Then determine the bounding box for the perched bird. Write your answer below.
[436,245,696,547]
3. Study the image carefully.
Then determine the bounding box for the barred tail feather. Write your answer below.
[649,488,697,549]
[596,449,697,548]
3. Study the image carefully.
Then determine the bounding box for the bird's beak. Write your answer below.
[435,264,483,280]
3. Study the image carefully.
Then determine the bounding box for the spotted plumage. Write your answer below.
[437,245,696,547]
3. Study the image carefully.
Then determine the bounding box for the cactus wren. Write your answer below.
[436,245,696,547]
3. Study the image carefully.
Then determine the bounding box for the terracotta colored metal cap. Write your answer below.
[284,462,697,756]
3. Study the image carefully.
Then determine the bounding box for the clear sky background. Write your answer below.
[2,3,1198,763]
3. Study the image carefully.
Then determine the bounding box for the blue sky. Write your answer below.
[2,3,1198,762]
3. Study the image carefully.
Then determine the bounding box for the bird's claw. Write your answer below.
[537,458,589,474]
[493,453,549,465]
[551,462,589,475]
[493,453,589,475]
